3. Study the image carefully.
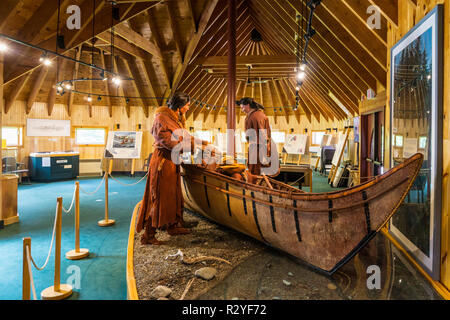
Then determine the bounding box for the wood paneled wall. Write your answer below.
[385,0,449,290]
[3,100,343,172]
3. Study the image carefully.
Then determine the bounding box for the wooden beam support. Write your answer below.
[26,66,49,114]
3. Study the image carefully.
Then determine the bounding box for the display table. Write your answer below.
[29,152,79,181]
[275,164,313,192]
[0,174,19,226]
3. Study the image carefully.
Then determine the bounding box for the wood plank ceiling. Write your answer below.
[0,0,392,123]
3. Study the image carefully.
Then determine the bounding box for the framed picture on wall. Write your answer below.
[389,5,443,279]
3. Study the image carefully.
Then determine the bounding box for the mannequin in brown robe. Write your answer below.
[238,97,271,177]
[137,92,209,245]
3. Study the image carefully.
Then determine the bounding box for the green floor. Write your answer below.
[0,171,338,300]
[0,174,147,300]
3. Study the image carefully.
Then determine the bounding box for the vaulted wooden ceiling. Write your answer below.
[0,0,396,123]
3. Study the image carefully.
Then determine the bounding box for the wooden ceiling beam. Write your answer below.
[193,78,224,121]
[4,73,30,114]
[99,50,113,117]
[67,47,82,117]
[321,0,387,68]
[164,0,219,104]
[26,66,49,114]
[123,57,150,117]
[47,58,68,116]
[284,0,386,88]
[147,9,172,89]
[113,24,162,59]
[113,56,131,118]
[341,0,388,46]
[5,2,157,85]
[166,0,184,62]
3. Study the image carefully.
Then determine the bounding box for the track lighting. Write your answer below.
[39,53,52,66]
[112,77,121,86]
[56,85,63,92]
[297,71,306,80]
[64,83,72,90]
[300,63,307,71]
[0,43,8,52]
[87,95,92,102]
[97,96,102,101]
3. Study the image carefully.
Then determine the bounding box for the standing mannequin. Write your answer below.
[137,92,208,245]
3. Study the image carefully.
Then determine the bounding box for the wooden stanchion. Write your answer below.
[41,197,73,300]
[66,182,90,260]
[22,237,31,300]
[98,172,115,227]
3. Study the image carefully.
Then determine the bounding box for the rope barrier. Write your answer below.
[29,204,59,271]
[25,246,37,300]
[79,172,106,195]
[62,186,77,214]
[108,171,148,187]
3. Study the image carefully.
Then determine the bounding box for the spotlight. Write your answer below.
[0,43,8,52]
[56,85,63,92]
[87,95,92,103]
[297,71,306,80]
[126,98,130,103]
[64,83,72,90]
[97,96,102,101]
[296,86,300,91]
[112,77,121,86]
[300,63,307,71]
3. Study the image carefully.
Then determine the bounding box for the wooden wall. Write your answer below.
[3,100,343,172]
[385,0,449,290]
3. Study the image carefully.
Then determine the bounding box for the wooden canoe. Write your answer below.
[181,153,423,275]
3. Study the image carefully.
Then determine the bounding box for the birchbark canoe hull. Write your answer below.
[181,153,423,275]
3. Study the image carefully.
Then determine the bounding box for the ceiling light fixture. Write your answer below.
[0,42,8,52]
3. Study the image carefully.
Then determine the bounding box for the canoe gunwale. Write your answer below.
[182,153,423,202]
[186,174,410,213]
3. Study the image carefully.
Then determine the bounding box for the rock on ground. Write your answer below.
[195,267,217,280]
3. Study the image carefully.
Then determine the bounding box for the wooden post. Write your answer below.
[109,159,113,175]
[226,0,236,158]
[41,197,73,300]
[22,237,31,300]
[98,170,115,226]
[66,182,89,260]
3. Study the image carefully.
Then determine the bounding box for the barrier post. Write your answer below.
[41,197,73,300]
[22,237,31,300]
[66,182,90,260]
[98,172,115,227]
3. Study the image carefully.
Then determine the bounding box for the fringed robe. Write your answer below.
[136,107,190,232]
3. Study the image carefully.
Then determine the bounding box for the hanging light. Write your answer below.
[56,85,63,92]
[64,82,72,90]
[300,62,307,71]
[297,71,306,80]
[87,95,92,103]
[0,42,8,52]
[112,77,121,86]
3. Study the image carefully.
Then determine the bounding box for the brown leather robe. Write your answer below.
[136,106,191,232]
[244,109,271,175]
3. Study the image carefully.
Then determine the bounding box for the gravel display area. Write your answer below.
[133,209,265,300]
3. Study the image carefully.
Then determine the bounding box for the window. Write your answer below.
[193,130,212,143]
[419,136,427,149]
[311,130,326,146]
[394,134,404,147]
[2,126,23,147]
[272,131,286,144]
[75,127,106,145]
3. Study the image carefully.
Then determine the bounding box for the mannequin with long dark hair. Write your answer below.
[137,92,209,245]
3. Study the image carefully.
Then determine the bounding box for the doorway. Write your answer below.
[360,110,385,183]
